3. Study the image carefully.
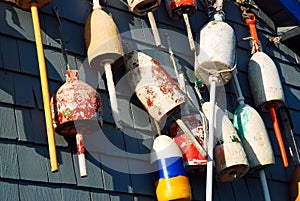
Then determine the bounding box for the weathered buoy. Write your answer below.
[195,14,235,85]
[127,0,161,46]
[85,1,123,129]
[50,70,103,177]
[246,13,288,168]
[202,102,249,182]
[151,135,192,201]
[170,113,208,171]
[164,0,197,51]
[126,51,185,122]
[233,104,275,170]
[248,52,285,112]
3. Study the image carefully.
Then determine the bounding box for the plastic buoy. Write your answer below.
[85,1,123,129]
[127,0,161,46]
[151,135,192,201]
[164,0,198,51]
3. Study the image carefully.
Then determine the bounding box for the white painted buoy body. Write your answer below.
[151,135,192,201]
[170,113,208,171]
[233,104,275,170]
[195,20,236,85]
[202,102,249,182]
[126,51,185,122]
[248,52,285,112]
[127,0,161,16]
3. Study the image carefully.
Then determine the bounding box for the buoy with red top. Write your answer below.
[4,0,58,172]
[245,13,288,168]
[125,51,207,158]
[127,0,162,47]
[51,70,103,177]
[151,135,192,201]
[84,0,123,130]
[164,0,197,51]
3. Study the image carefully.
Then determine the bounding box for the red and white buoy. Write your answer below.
[166,35,208,171]
[127,0,161,47]
[51,70,103,177]
[164,0,197,51]
[151,135,192,201]
[85,0,123,130]
[126,51,206,157]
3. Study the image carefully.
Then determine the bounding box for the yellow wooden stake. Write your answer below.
[31,3,58,172]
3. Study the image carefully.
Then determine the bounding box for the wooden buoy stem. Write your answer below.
[269,106,289,167]
[183,13,195,52]
[104,62,122,130]
[76,133,87,177]
[31,2,58,172]
[147,11,161,47]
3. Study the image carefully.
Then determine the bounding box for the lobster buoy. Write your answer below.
[170,113,208,171]
[125,51,185,122]
[84,3,123,129]
[127,0,162,46]
[50,70,103,177]
[248,51,285,112]
[233,104,275,170]
[164,0,197,51]
[195,17,236,85]
[151,135,192,201]
[202,102,249,182]
[290,166,300,201]
[51,70,103,135]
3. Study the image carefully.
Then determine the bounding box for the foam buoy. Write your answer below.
[202,102,249,182]
[85,1,123,129]
[151,135,192,201]
[170,113,208,171]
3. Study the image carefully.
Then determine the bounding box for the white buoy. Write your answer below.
[248,52,285,112]
[202,102,249,182]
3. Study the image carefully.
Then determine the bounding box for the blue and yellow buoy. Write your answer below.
[151,135,192,201]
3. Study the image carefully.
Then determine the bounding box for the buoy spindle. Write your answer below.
[183,13,195,52]
[104,62,122,130]
[269,106,289,167]
[148,12,162,47]
[76,133,87,177]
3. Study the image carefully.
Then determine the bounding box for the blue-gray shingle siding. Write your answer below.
[0,0,299,200]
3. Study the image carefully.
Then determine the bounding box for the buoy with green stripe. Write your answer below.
[151,135,192,201]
